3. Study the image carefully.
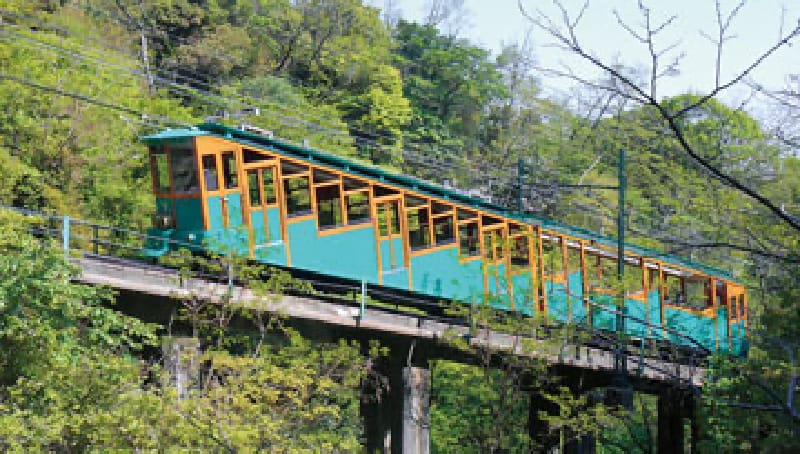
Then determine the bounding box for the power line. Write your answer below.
[0,72,186,128]
[4,8,586,201]
[3,8,772,272]
[55,5,518,172]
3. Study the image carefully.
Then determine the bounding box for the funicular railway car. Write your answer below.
[143,123,748,355]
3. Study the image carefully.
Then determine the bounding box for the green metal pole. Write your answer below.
[517,158,524,213]
[616,148,626,372]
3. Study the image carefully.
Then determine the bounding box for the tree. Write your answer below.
[391,19,508,181]
[517,1,800,450]
[0,211,161,450]
[0,7,197,226]
[0,212,376,450]
[518,0,800,235]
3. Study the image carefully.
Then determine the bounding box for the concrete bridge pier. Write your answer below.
[528,389,561,451]
[401,366,431,453]
[361,349,431,453]
[657,388,695,453]
[528,374,599,454]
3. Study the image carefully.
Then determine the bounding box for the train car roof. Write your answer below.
[143,123,739,282]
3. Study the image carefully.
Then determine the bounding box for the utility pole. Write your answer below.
[140,27,154,93]
[610,148,632,409]
[616,148,626,371]
[116,0,154,92]
[135,0,155,92]
[517,158,524,213]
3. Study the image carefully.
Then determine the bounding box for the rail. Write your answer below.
[3,205,713,382]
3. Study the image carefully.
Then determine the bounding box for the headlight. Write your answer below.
[152,214,175,229]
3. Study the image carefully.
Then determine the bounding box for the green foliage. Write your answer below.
[392,19,508,177]
[3,1,800,451]
[0,215,372,451]
[430,360,532,453]
[0,212,160,450]
[0,10,197,225]
[219,75,358,156]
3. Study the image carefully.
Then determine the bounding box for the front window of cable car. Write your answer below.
[170,148,198,194]
[149,144,199,229]
[150,146,199,195]
[151,148,171,195]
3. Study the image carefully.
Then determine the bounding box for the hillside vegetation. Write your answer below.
[1,0,799,451]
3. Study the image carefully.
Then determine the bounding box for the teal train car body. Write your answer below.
[143,123,748,356]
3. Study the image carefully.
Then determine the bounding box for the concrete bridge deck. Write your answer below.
[72,253,706,452]
[75,254,704,388]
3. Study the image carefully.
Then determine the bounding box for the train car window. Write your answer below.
[247,170,261,207]
[683,278,708,310]
[263,167,277,205]
[343,177,367,191]
[152,151,171,194]
[313,168,339,184]
[542,238,562,276]
[584,252,598,282]
[374,185,399,197]
[284,176,311,217]
[221,152,238,189]
[482,231,494,259]
[511,235,530,267]
[243,149,271,163]
[648,268,659,289]
[567,246,583,274]
[624,261,644,295]
[316,185,343,229]
[281,161,308,176]
[377,203,401,236]
[407,208,431,250]
[458,209,478,221]
[483,230,505,260]
[482,215,503,226]
[170,149,198,194]
[495,232,506,259]
[346,191,370,225]
[201,155,219,191]
[432,202,453,215]
[458,222,480,257]
[738,295,745,318]
[663,274,684,306]
[405,195,427,208]
[729,296,737,319]
[433,215,455,245]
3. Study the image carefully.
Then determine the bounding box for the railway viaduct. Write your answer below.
[76,253,704,453]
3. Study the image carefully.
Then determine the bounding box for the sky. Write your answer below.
[370,0,800,104]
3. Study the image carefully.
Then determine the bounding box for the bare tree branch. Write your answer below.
[520,0,800,234]
[664,240,800,263]
[672,16,800,119]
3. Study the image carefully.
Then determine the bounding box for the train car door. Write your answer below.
[199,150,244,250]
[242,154,285,264]
[375,196,407,288]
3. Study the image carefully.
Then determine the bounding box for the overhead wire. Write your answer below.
[55,5,538,174]
[0,33,732,250]
[2,7,766,271]
[5,7,600,201]
[2,21,490,194]
[0,72,185,128]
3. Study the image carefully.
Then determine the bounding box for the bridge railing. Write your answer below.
[3,205,713,380]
